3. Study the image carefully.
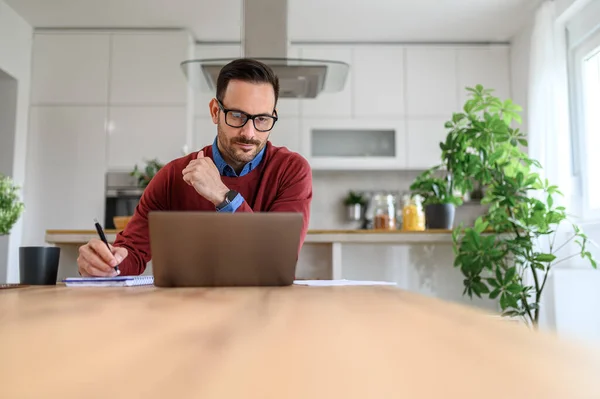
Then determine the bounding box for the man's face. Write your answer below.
[209,80,276,167]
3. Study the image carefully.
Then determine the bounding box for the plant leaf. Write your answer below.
[486,278,500,288]
[495,266,503,285]
[500,293,509,310]
[535,253,557,263]
[490,288,501,299]
[506,283,522,295]
[504,267,517,283]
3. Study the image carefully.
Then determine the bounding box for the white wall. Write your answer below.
[0,0,32,283]
[510,24,533,137]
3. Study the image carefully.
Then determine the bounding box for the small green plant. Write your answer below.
[131,158,164,188]
[410,166,463,206]
[0,174,25,236]
[442,85,597,328]
[343,191,366,206]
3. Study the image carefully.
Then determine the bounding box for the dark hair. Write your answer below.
[216,58,280,107]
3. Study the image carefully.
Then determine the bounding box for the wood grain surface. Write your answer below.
[45,229,454,235]
[2,285,600,398]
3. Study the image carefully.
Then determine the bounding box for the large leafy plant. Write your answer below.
[441,85,597,328]
[0,174,25,236]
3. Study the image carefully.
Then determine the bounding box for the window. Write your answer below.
[571,26,600,220]
[582,47,600,212]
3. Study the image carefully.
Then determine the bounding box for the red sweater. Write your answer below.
[113,142,313,275]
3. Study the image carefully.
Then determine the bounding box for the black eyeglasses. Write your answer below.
[216,99,278,132]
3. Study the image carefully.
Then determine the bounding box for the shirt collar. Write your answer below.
[211,136,266,177]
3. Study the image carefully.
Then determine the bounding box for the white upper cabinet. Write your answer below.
[406,118,449,170]
[353,46,405,119]
[31,33,110,105]
[24,106,107,244]
[301,118,406,170]
[107,106,187,170]
[299,46,353,118]
[405,47,458,117]
[268,117,302,155]
[194,117,218,150]
[457,46,511,106]
[109,32,191,105]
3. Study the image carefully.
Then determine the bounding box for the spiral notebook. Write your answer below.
[63,276,154,287]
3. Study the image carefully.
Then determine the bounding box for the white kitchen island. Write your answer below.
[45,229,498,312]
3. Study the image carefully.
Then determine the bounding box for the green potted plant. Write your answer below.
[0,174,25,236]
[410,166,463,229]
[440,85,597,328]
[343,191,366,221]
[131,158,164,189]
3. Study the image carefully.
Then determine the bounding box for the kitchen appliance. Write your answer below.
[180,0,350,99]
[104,172,143,230]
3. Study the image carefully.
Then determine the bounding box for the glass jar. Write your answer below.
[373,194,397,230]
[402,194,425,231]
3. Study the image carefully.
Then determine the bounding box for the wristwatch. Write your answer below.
[215,189,239,211]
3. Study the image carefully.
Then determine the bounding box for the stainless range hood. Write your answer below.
[180,0,350,98]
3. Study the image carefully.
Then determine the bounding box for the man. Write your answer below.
[77,58,313,276]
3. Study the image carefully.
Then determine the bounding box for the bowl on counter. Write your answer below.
[113,216,132,231]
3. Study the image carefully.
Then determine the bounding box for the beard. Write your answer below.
[217,122,268,165]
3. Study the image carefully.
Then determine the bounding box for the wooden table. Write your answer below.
[2,285,600,398]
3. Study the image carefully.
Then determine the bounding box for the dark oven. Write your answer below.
[104,172,144,229]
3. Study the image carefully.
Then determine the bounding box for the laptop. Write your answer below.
[147,211,303,287]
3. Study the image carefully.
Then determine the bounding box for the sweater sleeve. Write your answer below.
[235,155,313,254]
[112,165,171,276]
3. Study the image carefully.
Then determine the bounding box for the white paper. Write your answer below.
[293,279,396,287]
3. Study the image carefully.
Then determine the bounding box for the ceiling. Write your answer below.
[6,0,539,42]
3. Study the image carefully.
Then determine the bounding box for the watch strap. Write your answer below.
[216,189,238,210]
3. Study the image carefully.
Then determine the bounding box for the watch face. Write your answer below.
[226,190,238,202]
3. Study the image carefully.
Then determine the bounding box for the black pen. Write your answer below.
[94,218,119,273]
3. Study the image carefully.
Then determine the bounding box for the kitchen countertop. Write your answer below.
[45,228,459,244]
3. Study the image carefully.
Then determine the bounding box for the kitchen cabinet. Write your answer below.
[24,106,107,244]
[268,117,302,155]
[194,117,218,150]
[457,46,511,105]
[107,106,187,170]
[31,33,110,105]
[406,118,449,169]
[353,46,405,118]
[405,47,458,117]
[109,32,191,105]
[301,118,406,170]
[298,46,353,118]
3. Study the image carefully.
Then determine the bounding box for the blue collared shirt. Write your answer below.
[211,137,265,212]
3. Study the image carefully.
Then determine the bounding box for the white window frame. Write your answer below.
[570,26,600,222]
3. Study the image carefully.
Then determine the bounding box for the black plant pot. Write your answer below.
[425,203,456,230]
